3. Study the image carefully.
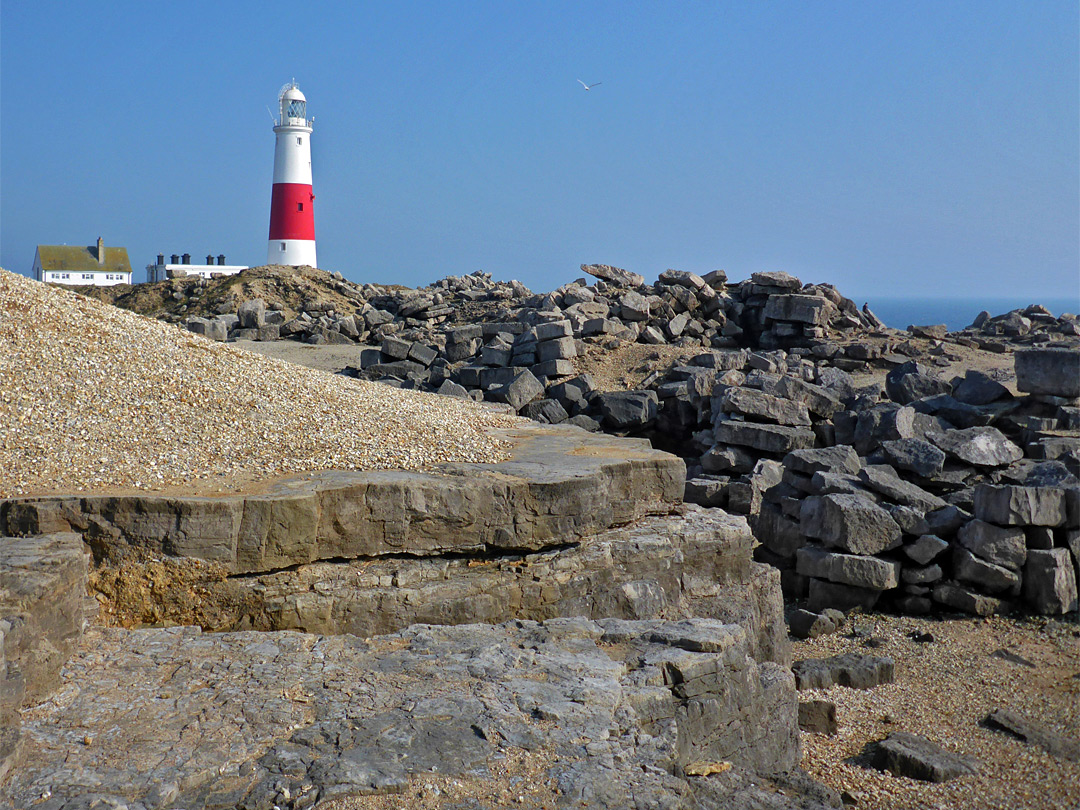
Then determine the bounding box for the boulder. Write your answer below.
[795,546,901,590]
[714,421,815,454]
[487,370,545,411]
[799,700,838,735]
[807,578,883,612]
[763,294,834,325]
[802,493,902,555]
[870,732,979,782]
[930,427,1023,468]
[783,446,862,477]
[793,653,894,691]
[957,520,1027,570]
[953,547,1020,594]
[885,361,951,405]
[952,370,1011,406]
[1015,348,1080,398]
[597,390,659,431]
[1023,548,1078,614]
[720,387,811,426]
[857,466,947,512]
[580,263,645,288]
[932,582,1007,616]
[973,484,1067,527]
[237,298,266,329]
[903,534,949,566]
[881,439,946,478]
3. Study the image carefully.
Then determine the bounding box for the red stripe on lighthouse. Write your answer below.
[268,183,315,240]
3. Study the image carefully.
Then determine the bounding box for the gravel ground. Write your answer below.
[0,269,518,497]
[794,612,1080,810]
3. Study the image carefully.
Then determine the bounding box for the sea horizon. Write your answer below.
[860,295,1079,332]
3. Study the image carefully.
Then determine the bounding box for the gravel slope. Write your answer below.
[0,269,518,497]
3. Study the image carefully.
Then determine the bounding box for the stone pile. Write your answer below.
[682,347,1080,618]
[955,304,1080,352]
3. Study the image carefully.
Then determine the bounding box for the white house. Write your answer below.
[32,238,133,286]
[145,253,248,283]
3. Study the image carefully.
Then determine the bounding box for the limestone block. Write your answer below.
[1023,548,1078,614]
[973,484,1067,527]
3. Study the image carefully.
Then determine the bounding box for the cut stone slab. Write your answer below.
[1023,548,1079,615]
[0,425,685,575]
[973,484,1067,527]
[714,421,816,454]
[930,427,1023,468]
[957,520,1027,570]
[807,578,883,613]
[1015,348,1080,398]
[764,376,842,419]
[763,294,835,325]
[802,493,902,555]
[796,546,901,591]
[488,369,545,410]
[869,731,979,782]
[984,708,1080,762]
[793,652,895,691]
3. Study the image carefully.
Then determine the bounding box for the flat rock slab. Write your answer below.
[0,424,685,575]
[793,652,895,691]
[984,708,1080,762]
[234,506,789,666]
[869,731,979,782]
[4,618,801,810]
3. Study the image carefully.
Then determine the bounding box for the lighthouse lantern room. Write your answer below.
[267,82,317,267]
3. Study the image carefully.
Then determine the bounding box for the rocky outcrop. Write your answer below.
[1,618,829,809]
[0,424,684,575]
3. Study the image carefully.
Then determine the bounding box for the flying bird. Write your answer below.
[577,79,602,91]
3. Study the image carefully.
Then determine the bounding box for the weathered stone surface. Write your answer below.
[787,608,844,640]
[765,376,842,418]
[957,520,1027,570]
[581,262,646,288]
[973,484,1067,527]
[802,493,902,555]
[881,439,946,478]
[932,582,1007,616]
[930,427,1023,468]
[488,369,545,410]
[784,446,861,477]
[715,421,815,454]
[888,505,929,536]
[799,700,838,735]
[1015,348,1080,398]
[721,387,812,426]
[237,298,266,329]
[763,294,834,326]
[240,506,789,666]
[952,370,1011,406]
[793,653,895,691]
[806,578,882,613]
[796,546,901,591]
[857,466,947,512]
[4,618,804,809]
[984,708,1080,762]
[885,361,952,405]
[869,731,979,782]
[0,425,685,574]
[1023,548,1079,614]
[954,547,1020,594]
[903,534,949,566]
[596,390,659,431]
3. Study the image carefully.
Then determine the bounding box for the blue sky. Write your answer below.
[2,1,1077,303]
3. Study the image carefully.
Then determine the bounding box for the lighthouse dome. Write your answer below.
[279,83,308,123]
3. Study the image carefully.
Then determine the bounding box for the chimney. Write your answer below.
[182,253,191,265]
[97,237,105,266]
[206,254,214,265]
[171,254,179,264]
[217,254,226,265]
[157,253,165,266]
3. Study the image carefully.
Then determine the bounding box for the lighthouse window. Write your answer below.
[297,202,304,212]
[280,242,286,251]
[286,100,306,120]
[297,136,302,145]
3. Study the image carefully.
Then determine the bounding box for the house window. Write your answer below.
[61,273,70,279]
[281,242,286,250]
[297,202,304,212]
[83,273,93,279]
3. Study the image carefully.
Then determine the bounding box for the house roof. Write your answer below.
[36,245,132,274]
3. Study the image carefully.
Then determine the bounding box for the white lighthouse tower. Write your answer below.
[267,82,317,267]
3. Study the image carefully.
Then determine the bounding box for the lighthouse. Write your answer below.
[267,82,317,267]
